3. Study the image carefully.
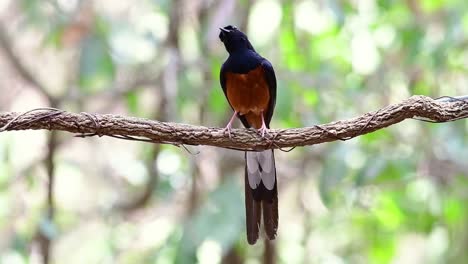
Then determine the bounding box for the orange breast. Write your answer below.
[225,66,270,128]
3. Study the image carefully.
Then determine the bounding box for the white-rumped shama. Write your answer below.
[219,25,278,245]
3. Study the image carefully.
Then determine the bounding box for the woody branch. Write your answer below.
[0,95,467,151]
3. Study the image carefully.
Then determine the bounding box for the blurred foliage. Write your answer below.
[0,0,467,263]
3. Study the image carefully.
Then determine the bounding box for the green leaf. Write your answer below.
[369,233,396,263]
[360,129,393,147]
[411,79,431,95]
[279,4,306,71]
[208,85,229,117]
[443,197,463,225]
[421,0,445,13]
[303,88,319,107]
[374,193,404,230]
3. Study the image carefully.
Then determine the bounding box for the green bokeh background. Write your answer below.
[0,0,467,263]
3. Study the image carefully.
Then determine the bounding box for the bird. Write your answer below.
[219,25,278,245]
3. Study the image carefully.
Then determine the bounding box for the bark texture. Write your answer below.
[0,96,467,151]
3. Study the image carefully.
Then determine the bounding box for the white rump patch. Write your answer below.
[258,150,273,173]
[259,150,275,190]
[246,150,276,190]
[246,152,261,189]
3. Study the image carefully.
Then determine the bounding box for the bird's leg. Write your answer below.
[258,113,269,138]
[224,110,238,138]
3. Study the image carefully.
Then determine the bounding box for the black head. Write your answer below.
[219,25,255,54]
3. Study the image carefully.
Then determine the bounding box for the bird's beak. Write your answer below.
[219,27,230,33]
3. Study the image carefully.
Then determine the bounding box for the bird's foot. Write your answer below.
[223,111,238,139]
[258,112,270,138]
[223,124,233,139]
[258,124,269,138]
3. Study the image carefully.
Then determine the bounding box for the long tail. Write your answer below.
[244,150,278,245]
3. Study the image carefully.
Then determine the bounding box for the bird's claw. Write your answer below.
[223,111,238,140]
[258,125,269,138]
[223,125,233,139]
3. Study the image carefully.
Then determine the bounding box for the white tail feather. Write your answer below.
[246,150,275,190]
[246,152,261,189]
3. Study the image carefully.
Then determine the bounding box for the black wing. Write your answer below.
[260,59,277,128]
[220,62,229,100]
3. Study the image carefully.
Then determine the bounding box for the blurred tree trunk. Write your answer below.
[264,239,276,264]
[222,246,244,264]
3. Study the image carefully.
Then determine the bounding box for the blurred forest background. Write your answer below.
[0,0,467,263]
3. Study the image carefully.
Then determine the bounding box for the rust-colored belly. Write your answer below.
[225,66,270,128]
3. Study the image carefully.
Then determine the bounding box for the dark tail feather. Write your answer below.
[261,150,278,240]
[262,184,278,240]
[245,167,261,245]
